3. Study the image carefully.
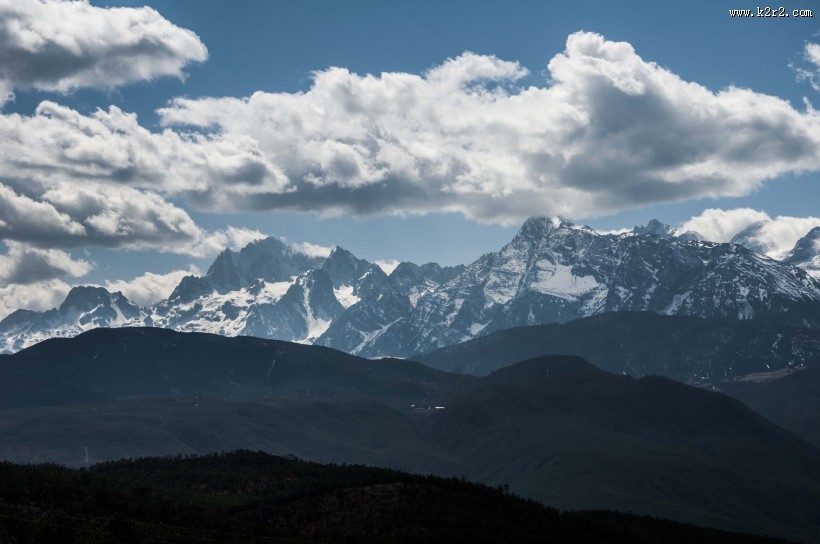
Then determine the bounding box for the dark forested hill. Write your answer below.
[0,451,792,544]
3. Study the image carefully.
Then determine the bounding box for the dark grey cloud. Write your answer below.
[0,242,90,285]
[0,179,264,256]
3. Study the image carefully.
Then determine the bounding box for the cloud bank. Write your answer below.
[2,32,817,229]
[0,242,91,284]
[680,208,820,259]
[0,170,265,256]
[104,266,202,307]
[292,242,333,259]
[0,279,71,320]
[153,31,820,223]
[0,0,207,104]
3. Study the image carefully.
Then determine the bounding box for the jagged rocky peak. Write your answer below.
[515,216,574,239]
[385,262,428,295]
[389,261,420,277]
[0,309,41,328]
[205,236,325,293]
[785,227,820,265]
[417,262,466,283]
[729,221,770,254]
[678,230,705,242]
[53,286,143,328]
[632,219,676,238]
[166,275,213,304]
[58,286,132,315]
[390,261,463,286]
[356,263,389,299]
[507,217,602,259]
[205,248,243,292]
[284,269,345,332]
[283,269,339,307]
[320,246,373,288]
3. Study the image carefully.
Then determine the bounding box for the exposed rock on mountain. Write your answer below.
[784,226,820,278]
[0,287,146,353]
[2,218,820,356]
[319,217,820,357]
[632,218,676,237]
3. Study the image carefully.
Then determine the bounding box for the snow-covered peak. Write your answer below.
[785,227,820,278]
[321,246,373,288]
[59,286,118,314]
[729,221,771,255]
[0,286,147,354]
[677,230,705,242]
[785,227,820,264]
[632,219,676,238]
[513,216,576,242]
[57,286,142,323]
[204,236,324,293]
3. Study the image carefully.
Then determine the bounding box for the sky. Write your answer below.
[0,0,819,317]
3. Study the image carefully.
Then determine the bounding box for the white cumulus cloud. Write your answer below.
[1,31,819,261]
[0,278,71,320]
[0,0,207,104]
[292,242,333,258]
[679,208,772,242]
[0,242,91,284]
[199,227,268,255]
[149,31,820,223]
[104,265,202,306]
[375,259,400,275]
[794,42,820,92]
[0,175,268,257]
[680,208,820,259]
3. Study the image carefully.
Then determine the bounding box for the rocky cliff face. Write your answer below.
[317,217,820,357]
[784,227,820,278]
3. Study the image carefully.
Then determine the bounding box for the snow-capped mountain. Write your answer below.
[206,237,325,293]
[150,241,378,343]
[2,217,820,355]
[0,286,147,353]
[0,238,364,353]
[632,218,676,238]
[317,217,820,357]
[784,227,820,278]
[315,261,464,355]
[729,221,772,256]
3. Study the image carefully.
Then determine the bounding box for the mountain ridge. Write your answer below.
[416,310,820,383]
[3,217,820,356]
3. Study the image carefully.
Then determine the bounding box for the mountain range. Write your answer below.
[3,217,820,357]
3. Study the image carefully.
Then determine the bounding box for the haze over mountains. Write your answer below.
[2,217,820,356]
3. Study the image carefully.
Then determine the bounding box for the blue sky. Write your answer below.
[0,0,819,315]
